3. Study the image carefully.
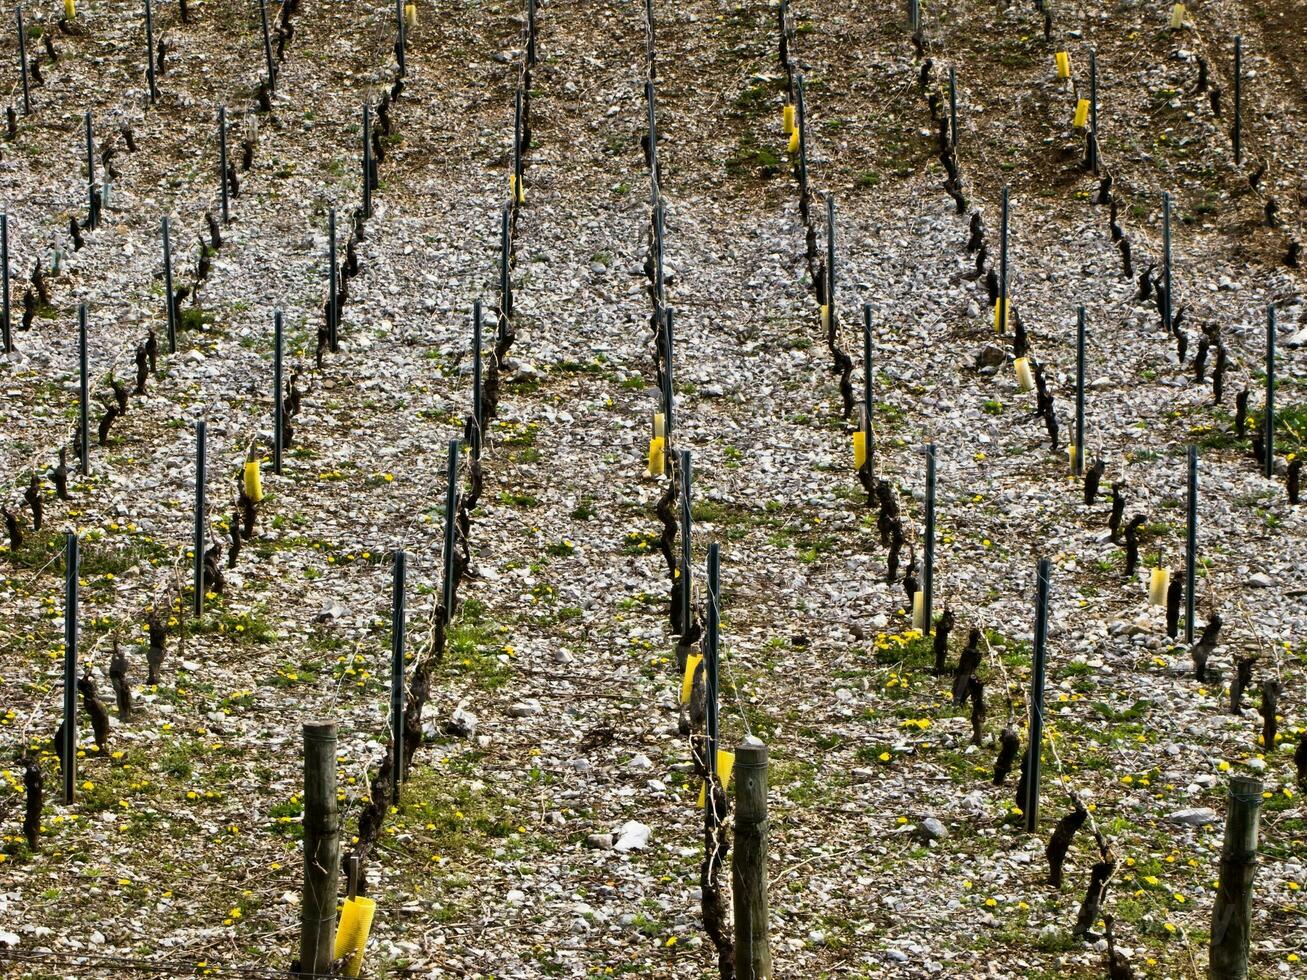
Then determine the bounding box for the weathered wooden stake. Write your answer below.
[1074,306,1086,477]
[1209,776,1262,979]
[299,720,340,977]
[1024,557,1051,832]
[390,549,406,801]
[77,304,89,475]
[1,213,11,353]
[1264,305,1274,478]
[84,112,96,228]
[145,0,158,103]
[62,532,79,805]
[1088,49,1099,174]
[1232,36,1242,166]
[394,0,406,76]
[998,186,1009,335]
[273,309,284,474]
[513,86,524,200]
[922,443,936,635]
[825,194,836,308]
[193,420,207,620]
[795,75,810,205]
[16,7,30,116]
[441,439,459,623]
[1162,192,1173,334]
[499,203,511,326]
[162,216,176,353]
[645,80,660,204]
[527,0,538,67]
[732,741,772,979]
[1185,446,1198,644]
[662,307,674,445]
[218,106,230,225]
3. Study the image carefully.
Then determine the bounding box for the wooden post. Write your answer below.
[440,439,459,622]
[1162,192,1173,335]
[193,420,207,620]
[998,186,1009,335]
[273,310,284,474]
[84,112,96,229]
[1185,446,1198,644]
[863,304,874,484]
[1232,36,1242,166]
[1264,305,1275,478]
[389,549,407,801]
[732,741,772,979]
[1074,306,1086,477]
[922,443,936,635]
[62,532,79,805]
[16,7,31,116]
[299,720,339,977]
[678,449,692,638]
[1209,776,1262,979]
[218,106,229,225]
[1,212,11,353]
[362,103,373,220]
[145,0,158,103]
[77,304,90,476]
[259,0,275,89]
[1024,557,1051,831]
[471,299,483,458]
[327,207,338,352]
[162,217,176,353]
[948,66,958,148]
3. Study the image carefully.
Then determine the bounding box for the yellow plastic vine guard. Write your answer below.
[1067,444,1078,471]
[1073,99,1090,129]
[646,436,666,479]
[993,298,1009,333]
[1054,52,1071,80]
[697,749,736,808]
[333,896,377,977]
[820,304,830,332]
[853,431,867,470]
[64,0,76,19]
[787,128,800,154]
[509,174,525,204]
[782,104,795,135]
[243,460,264,503]
[1014,356,1035,393]
[1170,4,1186,30]
[1149,568,1171,606]
[405,2,418,27]
[653,412,665,440]
[680,653,703,704]
[912,590,925,630]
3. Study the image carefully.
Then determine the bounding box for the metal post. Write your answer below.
[1024,557,1051,832]
[1185,446,1198,644]
[162,216,176,353]
[1232,36,1242,166]
[328,207,338,352]
[145,0,157,103]
[679,450,692,638]
[362,103,373,220]
[84,112,96,228]
[922,444,936,636]
[390,549,407,801]
[998,186,1009,335]
[472,300,483,459]
[732,741,772,979]
[948,66,958,148]
[662,307,674,445]
[1,213,10,353]
[863,304,874,483]
[704,543,721,780]
[62,532,78,805]
[825,194,836,309]
[77,304,89,475]
[273,309,283,474]
[1264,305,1274,478]
[1074,306,1086,477]
[218,106,229,225]
[193,420,206,620]
[1162,192,1173,335]
[299,721,340,977]
[1208,776,1262,979]
[259,0,275,89]
[16,7,30,116]
[441,439,459,623]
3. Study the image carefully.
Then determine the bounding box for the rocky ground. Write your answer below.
[0,1,1304,978]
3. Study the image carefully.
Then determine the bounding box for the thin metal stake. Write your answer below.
[998,186,1009,335]
[362,103,373,220]
[218,106,230,225]
[62,531,78,804]
[472,300,483,459]
[1024,557,1051,832]
[1162,192,1173,334]
[1232,36,1242,165]
[16,7,30,116]
[395,0,406,76]
[1265,305,1275,478]
[662,307,674,445]
[390,549,407,800]
[705,542,721,780]
[84,112,96,228]
[922,443,936,635]
[162,216,176,353]
[499,203,511,326]
[825,194,836,308]
[1088,49,1099,174]
[77,304,89,475]
[193,420,207,620]
[513,87,524,201]
[328,207,338,352]
[948,66,958,148]
[679,450,692,638]
[863,304,874,483]
[441,439,459,623]
[795,75,810,205]
[273,309,283,474]
[1185,446,1198,644]
[1,213,10,353]
[145,0,158,103]
[1074,306,1086,477]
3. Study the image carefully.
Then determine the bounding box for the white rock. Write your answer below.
[614,820,651,852]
